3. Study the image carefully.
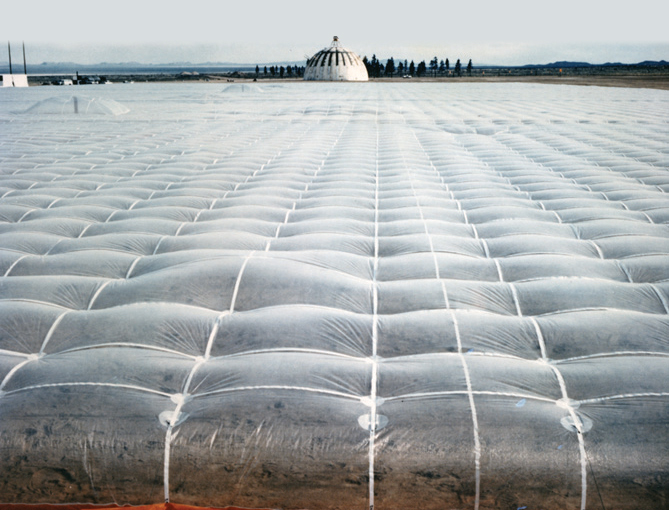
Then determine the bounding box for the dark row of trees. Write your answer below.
[252,57,472,79]
[255,65,306,78]
[363,55,473,78]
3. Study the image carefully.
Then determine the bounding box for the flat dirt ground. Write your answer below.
[367,74,669,90]
[457,75,669,90]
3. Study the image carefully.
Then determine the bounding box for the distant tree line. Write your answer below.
[254,65,306,79]
[362,55,473,78]
[253,56,473,79]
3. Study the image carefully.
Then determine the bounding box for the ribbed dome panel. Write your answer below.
[304,37,369,82]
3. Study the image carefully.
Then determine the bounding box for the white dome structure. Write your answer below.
[304,36,368,82]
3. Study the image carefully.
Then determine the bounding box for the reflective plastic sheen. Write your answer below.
[1,83,668,510]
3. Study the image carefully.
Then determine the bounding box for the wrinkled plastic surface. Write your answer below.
[1,83,668,510]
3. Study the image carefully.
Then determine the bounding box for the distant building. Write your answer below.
[3,42,29,87]
[304,37,368,82]
[1,74,28,87]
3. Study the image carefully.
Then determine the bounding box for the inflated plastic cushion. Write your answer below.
[1,83,668,510]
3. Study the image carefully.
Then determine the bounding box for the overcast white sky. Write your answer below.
[2,0,668,65]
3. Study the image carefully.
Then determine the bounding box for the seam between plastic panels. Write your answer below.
[409,129,482,509]
[86,280,114,310]
[384,390,556,404]
[368,114,380,510]
[508,283,523,317]
[0,357,38,393]
[125,255,144,278]
[640,210,655,223]
[264,122,348,253]
[648,284,669,313]
[578,392,669,404]
[188,157,262,225]
[0,348,34,358]
[534,132,666,196]
[2,254,29,276]
[0,298,71,310]
[44,238,64,255]
[77,223,93,238]
[16,208,36,222]
[589,240,605,259]
[192,385,362,401]
[39,310,70,354]
[0,307,72,392]
[451,315,482,510]
[163,250,255,502]
[151,236,169,255]
[616,260,634,283]
[531,317,588,510]
[58,342,202,360]
[190,123,314,225]
[222,347,364,361]
[557,350,669,363]
[2,381,173,398]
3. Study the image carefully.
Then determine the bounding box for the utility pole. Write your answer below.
[22,42,27,74]
[7,41,12,74]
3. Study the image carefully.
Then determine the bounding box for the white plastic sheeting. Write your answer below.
[24,95,130,115]
[1,82,668,510]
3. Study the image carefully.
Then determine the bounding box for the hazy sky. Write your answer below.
[3,0,668,65]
